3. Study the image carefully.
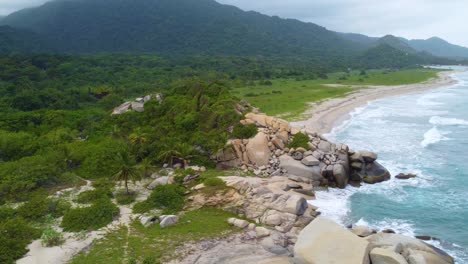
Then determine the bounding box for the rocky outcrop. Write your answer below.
[112,94,162,115]
[367,233,454,264]
[294,217,371,264]
[218,112,390,189]
[292,219,454,264]
[349,151,390,184]
[246,132,272,166]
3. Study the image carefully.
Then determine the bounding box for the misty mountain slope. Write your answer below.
[0,0,362,57]
[407,37,468,60]
[0,26,50,53]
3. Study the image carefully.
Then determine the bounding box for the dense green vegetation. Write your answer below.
[61,197,119,232]
[71,208,240,263]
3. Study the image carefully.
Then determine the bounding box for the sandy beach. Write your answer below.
[291,71,458,135]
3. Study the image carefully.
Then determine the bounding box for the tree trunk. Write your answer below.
[125,180,129,194]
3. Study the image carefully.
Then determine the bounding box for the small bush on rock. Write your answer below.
[288,133,310,150]
[61,198,119,232]
[133,185,185,214]
[41,227,64,247]
[203,177,226,187]
[232,124,258,139]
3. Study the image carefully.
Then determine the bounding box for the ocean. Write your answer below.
[312,67,468,263]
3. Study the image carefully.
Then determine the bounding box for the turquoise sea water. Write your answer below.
[313,68,468,263]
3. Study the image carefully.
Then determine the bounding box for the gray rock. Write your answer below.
[292,152,303,160]
[370,248,408,264]
[279,155,322,181]
[131,102,145,112]
[303,150,313,157]
[333,164,349,189]
[159,215,179,228]
[351,225,374,237]
[147,176,170,190]
[261,237,289,255]
[360,150,378,163]
[301,156,320,166]
[287,183,302,189]
[140,215,159,227]
[318,141,331,152]
[256,227,271,238]
[395,173,417,180]
[361,161,391,184]
[293,189,315,197]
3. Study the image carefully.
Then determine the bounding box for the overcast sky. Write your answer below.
[1,0,467,47]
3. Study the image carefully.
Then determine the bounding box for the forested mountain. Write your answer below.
[0,26,50,53]
[406,37,468,60]
[0,0,465,66]
[0,0,361,58]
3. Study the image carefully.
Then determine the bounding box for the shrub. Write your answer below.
[288,133,310,150]
[92,178,115,189]
[133,185,185,214]
[16,194,68,221]
[173,168,197,184]
[75,188,113,204]
[232,124,258,139]
[61,198,119,232]
[203,177,226,188]
[41,227,64,247]
[0,218,41,264]
[115,191,137,205]
[0,207,16,222]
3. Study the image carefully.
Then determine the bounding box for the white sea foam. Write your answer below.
[355,217,416,237]
[308,186,359,225]
[430,116,468,126]
[421,127,449,148]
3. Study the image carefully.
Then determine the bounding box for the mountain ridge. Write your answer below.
[0,0,466,63]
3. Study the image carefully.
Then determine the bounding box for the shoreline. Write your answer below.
[291,71,458,135]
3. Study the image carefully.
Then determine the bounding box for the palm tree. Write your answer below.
[139,157,156,178]
[112,150,140,194]
[175,143,195,169]
[157,148,181,168]
[128,128,148,159]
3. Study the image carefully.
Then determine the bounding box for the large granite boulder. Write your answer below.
[279,155,322,181]
[294,217,371,264]
[367,233,454,264]
[246,132,271,166]
[147,176,171,190]
[333,164,349,189]
[361,161,391,184]
[370,248,408,264]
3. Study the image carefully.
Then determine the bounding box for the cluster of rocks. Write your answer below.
[188,176,321,255]
[111,93,162,115]
[294,217,454,264]
[140,214,179,229]
[217,113,391,189]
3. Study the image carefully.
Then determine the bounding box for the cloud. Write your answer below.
[0,0,50,15]
[218,0,468,47]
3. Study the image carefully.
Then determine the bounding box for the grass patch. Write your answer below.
[71,208,239,264]
[234,69,440,120]
[115,190,137,205]
[71,226,128,264]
